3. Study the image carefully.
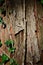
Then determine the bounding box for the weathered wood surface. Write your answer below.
[0,0,43,65]
[0,0,25,65]
[26,0,40,65]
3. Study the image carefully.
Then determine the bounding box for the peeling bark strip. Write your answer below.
[24,21,27,65]
[13,30,24,65]
[34,0,40,51]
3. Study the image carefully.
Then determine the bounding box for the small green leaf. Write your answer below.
[0,17,3,24]
[0,40,2,47]
[10,59,18,65]
[8,47,16,53]
[41,0,43,4]
[5,40,14,47]
[2,54,9,63]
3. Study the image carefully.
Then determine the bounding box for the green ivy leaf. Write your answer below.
[0,40,2,47]
[10,59,18,65]
[5,40,14,47]
[0,17,3,24]
[2,54,9,63]
[41,0,43,4]
[8,47,16,53]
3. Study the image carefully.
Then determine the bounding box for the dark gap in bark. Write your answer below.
[24,22,27,65]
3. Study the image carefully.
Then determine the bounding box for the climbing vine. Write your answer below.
[0,17,18,65]
[0,1,18,64]
[0,39,18,65]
